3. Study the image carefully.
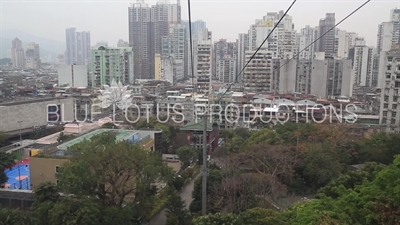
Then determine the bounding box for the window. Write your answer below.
[393,104,398,110]
[55,166,60,173]
[56,180,60,185]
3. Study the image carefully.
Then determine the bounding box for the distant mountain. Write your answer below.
[0,29,65,59]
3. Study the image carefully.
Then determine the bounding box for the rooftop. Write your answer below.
[0,97,66,107]
[57,129,135,150]
[180,120,214,132]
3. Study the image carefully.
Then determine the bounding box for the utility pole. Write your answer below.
[17,120,23,189]
[201,113,207,216]
[201,72,211,216]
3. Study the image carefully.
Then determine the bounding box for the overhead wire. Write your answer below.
[216,0,371,102]
[278,0,371,70]
[216,0,297,103]
[187,0,195,96]
[188,0,201,125]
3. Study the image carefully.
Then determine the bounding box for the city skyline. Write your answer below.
[1,1,399,48]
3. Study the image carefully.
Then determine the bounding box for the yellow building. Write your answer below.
[29,129,161,189]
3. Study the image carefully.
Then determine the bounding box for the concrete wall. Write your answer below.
[29,157,68,189]
[58,65,88,88]
[310,60,328,98]
[279,58,297,94]
[0,98,74,133]
[0,189,35,210]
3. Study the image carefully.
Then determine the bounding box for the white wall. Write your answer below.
[58,65,88,88]
[72,65,88,87]
[310,60,328,98]
[0,98,74,132]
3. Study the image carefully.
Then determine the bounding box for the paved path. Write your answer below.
[148,173,200,225]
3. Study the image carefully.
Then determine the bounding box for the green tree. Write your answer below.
[318,162,384,199]
[0,207,31,225]
[48,197,102,225]
[221,128,250,153]
[165,193,191,225]
[0,152,16,187]
[31,182,61,225]
[190,167,224,214]
[246,128,283,146]
[56,132,173,210]
[169,175,185,191]
[57,132,74,143]
[176,146,197,169]
[0,131,9,147]
[0,152,14,169]
[285,155,400,225]
[238,207,287,225]
[101,122,117,129]
[192,208,287,225]
[274,123,317,145]
[302,142,344,189]
[192,213,239,225]
[358,132,400,165]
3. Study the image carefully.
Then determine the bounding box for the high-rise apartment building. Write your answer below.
[10,38,25,68]
[295,52,352,97]
[213,39,237,82]
[117,39,130,47]
[90,46,134,87]
[379,44,400,133]
[182,20,206,38]
[196,28,213,92]
[298,26,316,60]
[248,11,297,59]
[187,36,198,81]
[348,37,374,86]
[65,28,91,65]
[309,52,353,98]
[216,56,236,84]
[162,24,186,81]
[277,53,297,94]
[25,42,41,69]
[317,13,336,57]
[376,9,400,87]
[332,29,359,59]
[296,60,312,94]
[243,50,273,93]
[237,33,249,83]
[128,0,181,79]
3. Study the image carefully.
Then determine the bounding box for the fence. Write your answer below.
[6,178,31,190]
[0,189,35,210]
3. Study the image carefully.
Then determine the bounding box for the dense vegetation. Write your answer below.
[1,122,400,224]
[0,133,181,224]
[189,123,400,224]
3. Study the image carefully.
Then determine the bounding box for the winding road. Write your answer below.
[148,173,200,225]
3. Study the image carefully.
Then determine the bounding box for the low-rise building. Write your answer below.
[180,120,219,154]
[29,128,162,189]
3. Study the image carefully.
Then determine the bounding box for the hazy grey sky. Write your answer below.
[1,0,399,47]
